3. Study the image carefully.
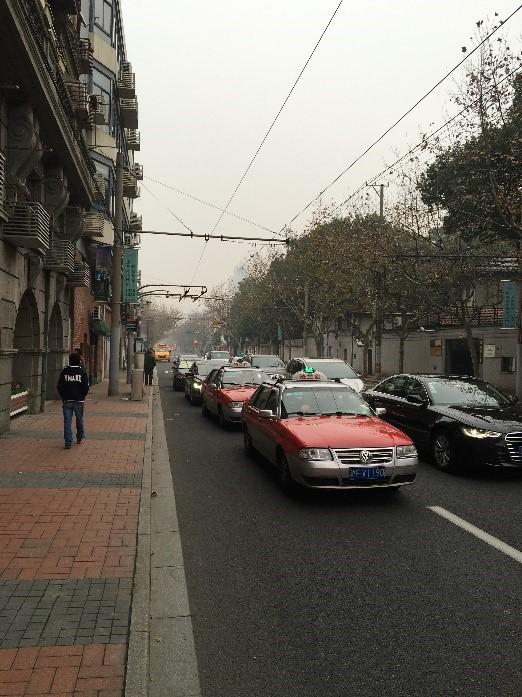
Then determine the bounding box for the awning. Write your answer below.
[90,318,110,336]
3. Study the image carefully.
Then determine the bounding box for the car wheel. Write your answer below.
[432,431,458,473]
[243,427,255,456]
[277,451,296,495]
[218,407,228,430]
[201,398,210,417]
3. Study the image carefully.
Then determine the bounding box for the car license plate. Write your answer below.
[349,467,386,480]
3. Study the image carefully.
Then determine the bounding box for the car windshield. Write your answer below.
[176,360,193,369]
[211,351,229,358]
[193,362,216,377]
[306,361,358,379]
[281,386,372,417]
[251,355,285,369]
[425,378,511,407]
[222,370,267,386]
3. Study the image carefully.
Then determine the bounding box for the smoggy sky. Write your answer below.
[122,0,520,314]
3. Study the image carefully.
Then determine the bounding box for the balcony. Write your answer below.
[425,304,504,329]
[82,212,104,238]
[132,163,143,181]
[93,174,106,204]
[120,98,138,129]
[117,70,135,98]
[124,232,141,247]
[43,237,75,274]
[123,171,139,198]
[47,0,80,15]
[76,38,93,74]
[65,81,90,127]
[67,260,90,288]
[129,212,142,232]
[125,129,140,151]
[3,201,50,253]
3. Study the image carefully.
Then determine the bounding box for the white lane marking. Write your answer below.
[428,505,522,565]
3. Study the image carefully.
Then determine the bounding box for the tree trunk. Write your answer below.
[362,345,368,377]
[464,321,480,377]
[399,334,405,373]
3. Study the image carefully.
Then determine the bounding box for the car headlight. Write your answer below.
[396,444,418,458]
[461,427,502,439]
[227,401,244,409]
[193,383,202,390]
[297,448,333,460]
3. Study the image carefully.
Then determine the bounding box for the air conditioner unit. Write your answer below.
[133,233,141,247]
[3,201,50,253]
[91,305,104,320]
[124,233,132,246]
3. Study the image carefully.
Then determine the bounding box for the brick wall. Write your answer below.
[70,287,93,374]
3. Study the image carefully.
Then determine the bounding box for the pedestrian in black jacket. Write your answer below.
[57,353,90,449]
[144,349,156,386]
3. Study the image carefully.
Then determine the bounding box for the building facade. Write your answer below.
[0,0,141,433]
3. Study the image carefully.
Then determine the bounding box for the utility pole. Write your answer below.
[109,152,124,396]
[367,182,388,378]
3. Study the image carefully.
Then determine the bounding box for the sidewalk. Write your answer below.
[0,376,148,696]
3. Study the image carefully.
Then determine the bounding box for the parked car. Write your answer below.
[172,358,197,391]
[285,358,364,392]
[184,359,228,404]
[242,379,417,493]
[364,373,522,472]
[249,354,286,376]
[201,366,269,427]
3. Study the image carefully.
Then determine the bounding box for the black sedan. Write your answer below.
[364,374,522,472]
[172,359,196,391]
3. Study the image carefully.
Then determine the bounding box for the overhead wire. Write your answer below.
[192,0,345,279]
[280,3,522,232]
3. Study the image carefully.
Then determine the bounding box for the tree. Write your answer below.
[140,300,183,347]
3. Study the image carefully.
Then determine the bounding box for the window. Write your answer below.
[265,390,278,414]
[376,375,409,397]
[404,378,429,400]
[252,386,272,409]
[94,0,113,39]
[327,346,332,358]
[92,69,112,134]
[94,160,110,213]
[343,348,348,361]
[501,357,515,373]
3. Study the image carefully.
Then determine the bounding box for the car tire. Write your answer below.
[218,407,228,430]
[243,427,255,457]
[277,451,297,495]
[432,431,458,473]
[201,398,210,418]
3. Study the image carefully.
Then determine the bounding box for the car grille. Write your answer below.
[333,448,394,465]
[505,432,522,464]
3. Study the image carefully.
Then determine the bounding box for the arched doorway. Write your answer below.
[46,303,65,399]
[12,289,41,411]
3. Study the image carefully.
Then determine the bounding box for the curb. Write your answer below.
[125,381,201,697]
[125,384,153,697]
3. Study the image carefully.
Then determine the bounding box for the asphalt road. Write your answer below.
[158,369,522,697]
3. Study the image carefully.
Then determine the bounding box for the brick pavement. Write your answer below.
[0,378,149,696]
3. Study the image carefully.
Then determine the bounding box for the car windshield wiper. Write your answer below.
[322,411,365,416]
[288,411,318,416]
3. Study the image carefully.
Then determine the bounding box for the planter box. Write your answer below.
[10,391,30,417]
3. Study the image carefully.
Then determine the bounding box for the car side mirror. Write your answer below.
[407,394,427,406]
[259,409,275,419]
[375,407,386,417]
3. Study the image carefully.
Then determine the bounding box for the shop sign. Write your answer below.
[123,248,139,304]
[94,246,112,301]
[502,281,518,329]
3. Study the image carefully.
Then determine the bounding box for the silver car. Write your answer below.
[285,358,364,392]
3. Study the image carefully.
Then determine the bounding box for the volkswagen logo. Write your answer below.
[359,449,372,464]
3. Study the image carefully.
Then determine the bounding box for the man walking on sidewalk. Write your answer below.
[144,348,156,386]
[57,352,90,449]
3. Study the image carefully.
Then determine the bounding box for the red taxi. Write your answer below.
[242,378,418,493]
[201,366,270,428]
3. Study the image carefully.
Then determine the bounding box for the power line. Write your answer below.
[281,4,522,232]
[332,60,522,217]
[140,229,288,244]
[144,176,277,234]
[191,0,344,280]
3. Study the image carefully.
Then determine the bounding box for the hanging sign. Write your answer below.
[502,281,518,329]
[123,247,139,304]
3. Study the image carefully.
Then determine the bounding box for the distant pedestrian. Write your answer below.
[57,352,90,449]
[144,348,156,386]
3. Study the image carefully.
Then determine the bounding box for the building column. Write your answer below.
[0,349,17,434]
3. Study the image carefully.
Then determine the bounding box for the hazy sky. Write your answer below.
[122,0,520,313]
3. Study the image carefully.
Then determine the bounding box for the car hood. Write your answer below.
[281,415,412,448]
[432,403,522,432]
[220,386,258,402]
